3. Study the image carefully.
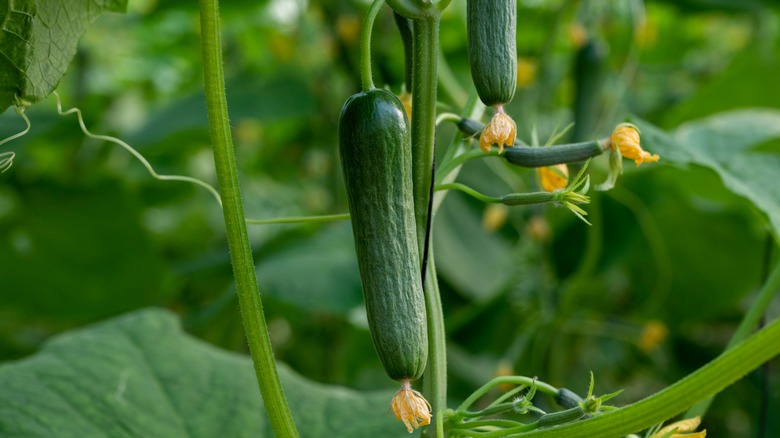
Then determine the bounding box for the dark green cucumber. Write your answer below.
[538,406,585,428]
[554,388,584,410]
[504,140,607,167]
[467,0,517,107]
[338,88,428,382]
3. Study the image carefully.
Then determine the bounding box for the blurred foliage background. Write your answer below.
[1,0,779,435]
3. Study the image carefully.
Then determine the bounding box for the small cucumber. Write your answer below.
[467,0,517,107]
[338,88,428,382]
[538,406,585,428]
[554,388,584,410]
[504,140,607,167]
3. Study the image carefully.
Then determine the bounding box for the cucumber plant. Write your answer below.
[338,88,431,432]
[467,0,518,154]
[3,1,779,438]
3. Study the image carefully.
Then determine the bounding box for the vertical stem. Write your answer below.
[411,16,440,262]
[408,11,443,437]
[199,1,298,436]
[360,0,386,91]
[423,250,447,437]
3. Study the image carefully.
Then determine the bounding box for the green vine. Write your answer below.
[199,1,298,436]
[515,317,780,437]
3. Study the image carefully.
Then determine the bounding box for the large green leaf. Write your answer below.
[0,182,171,322]
[0,308,406,438]
[0,0,128,113]
[434,192,516,302]
[634,109,780,240]
[256,223,363,315]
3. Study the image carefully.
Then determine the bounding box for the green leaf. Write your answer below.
[634,109,780,239]
[0,182,172,322]
[434,192,515,302]
[0,308,406,438]
[0,0,128,113]
[256,223,363,315]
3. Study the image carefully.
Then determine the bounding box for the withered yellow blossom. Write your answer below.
[391,381,432,433]
[610,124,659,166]
[537,164,569,192]
[652,416,706,438]
[480,108,516,153]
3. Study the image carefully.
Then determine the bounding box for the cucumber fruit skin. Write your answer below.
[338,89,428,381]
[504,141,604,167]
[538,406,586,427]
[467,0,517,107]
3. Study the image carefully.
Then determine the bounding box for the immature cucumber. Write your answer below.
[554,388,585,410]
[338,88,428,382]
[467,0,517,107]
[538,406,585,428]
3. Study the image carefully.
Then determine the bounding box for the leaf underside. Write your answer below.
[0,0,128,113]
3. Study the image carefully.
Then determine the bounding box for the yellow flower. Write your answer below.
[399,91,412,121]
[526,215,551,242]
[639,320,668,354]
[652,416,706,438]
[537,164,569,192]
[391,381,432,433]
[517,57,537,88]
[336,15,361,45]
[610,124,660,166]
[482,204,509,232]
[568,23,588,49]
[480,109,516,153]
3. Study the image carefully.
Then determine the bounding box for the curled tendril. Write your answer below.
[0,106,32,174]
[51,91,223,207]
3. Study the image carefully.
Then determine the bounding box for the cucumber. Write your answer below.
[538,406,585,428]
[467,0,517,107]
[504,140,607,167]
[554,388,584,410]
[338,88,428,382]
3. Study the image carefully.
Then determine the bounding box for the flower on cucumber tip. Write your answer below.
[610,124,659,166]
[480,109,516,153]
[391,381,432,433]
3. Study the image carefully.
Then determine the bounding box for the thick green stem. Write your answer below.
[199,1,298,436]
[411,15,440,263]
[423,250,447,437]
[510,317,780,437]
[360,0,385,91]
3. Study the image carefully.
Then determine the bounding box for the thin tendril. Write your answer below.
[0,108,32,173]
[245,213,350,225]
[52,91,224,207]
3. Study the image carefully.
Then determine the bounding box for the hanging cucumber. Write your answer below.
[467,0,518,153]
[338,88,430,433]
